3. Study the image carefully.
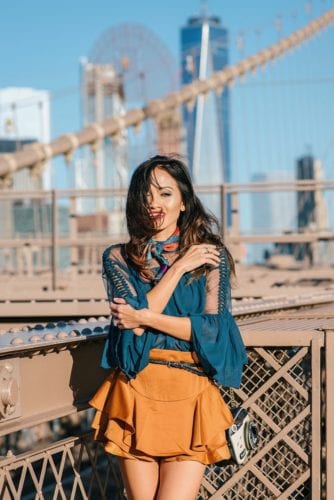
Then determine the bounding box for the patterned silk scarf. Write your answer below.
[146,227,180,280]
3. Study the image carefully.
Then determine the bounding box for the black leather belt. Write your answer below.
[148,358,207,377]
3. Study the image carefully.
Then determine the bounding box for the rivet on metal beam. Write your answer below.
[81,328,93,335]
[69,330,79,337]
[57,332,68,339]
[29,336,41,343]
[9,328,20,334]
[44,334,55,341]
[11,337,24,346]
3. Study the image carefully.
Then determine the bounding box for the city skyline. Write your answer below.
[1,1,331,132]
[1,0,334,191]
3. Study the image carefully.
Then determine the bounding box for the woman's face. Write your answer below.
[146,167,185,241]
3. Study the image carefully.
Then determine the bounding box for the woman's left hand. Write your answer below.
[110,298,145,334]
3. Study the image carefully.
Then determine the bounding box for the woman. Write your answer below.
[90,155,247,500]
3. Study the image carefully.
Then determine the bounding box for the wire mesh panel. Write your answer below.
[0,435,125,500]
[197,333,322,499]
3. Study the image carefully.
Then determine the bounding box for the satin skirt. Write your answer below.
[89,348,233,464]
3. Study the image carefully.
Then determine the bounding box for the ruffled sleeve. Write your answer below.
[102,245,148,309]
[100,245,154,376]
[189,249,248,388]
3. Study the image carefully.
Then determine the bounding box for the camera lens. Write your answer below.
[245,421,259,450]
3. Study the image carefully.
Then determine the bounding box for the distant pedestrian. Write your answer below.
[90,155,247,499]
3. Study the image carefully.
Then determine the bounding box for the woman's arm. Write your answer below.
[110,298,191,340]
[143,309,191,340]
[142,243,220,312]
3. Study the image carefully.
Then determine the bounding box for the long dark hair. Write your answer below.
[124,154,235,280]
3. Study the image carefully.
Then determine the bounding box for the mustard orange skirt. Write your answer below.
[89,349,234,464]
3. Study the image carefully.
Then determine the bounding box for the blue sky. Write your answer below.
[1,0,331,129]
[1,0,334,191]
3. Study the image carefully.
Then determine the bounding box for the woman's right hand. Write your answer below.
[173,244,220,274]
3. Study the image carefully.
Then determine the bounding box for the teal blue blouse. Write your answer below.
[100,244,248,388]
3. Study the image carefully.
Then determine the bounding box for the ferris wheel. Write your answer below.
[88,23,178,107]
[78,23,179,213]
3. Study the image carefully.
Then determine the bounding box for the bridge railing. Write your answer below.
[0,179,333,290]
[0,322,332,499]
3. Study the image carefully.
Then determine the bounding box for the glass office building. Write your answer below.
[180,15,230,189]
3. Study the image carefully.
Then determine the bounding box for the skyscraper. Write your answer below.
[295,155,329,263]
[180,15,230,188]
[251,171,295,263]
[79,61,128,214]
[0,87,51,189]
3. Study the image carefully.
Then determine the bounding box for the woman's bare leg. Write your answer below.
[157,460,206,500]
[118,458,160,500]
